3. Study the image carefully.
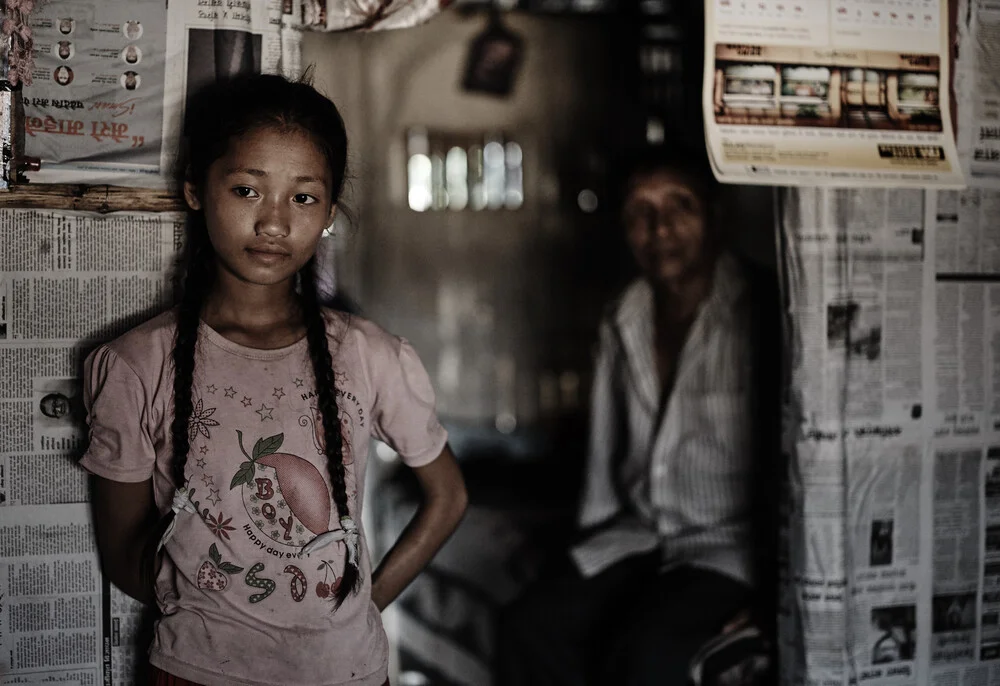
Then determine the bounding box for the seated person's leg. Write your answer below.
[496,553,659,686]
[600,565,750,686]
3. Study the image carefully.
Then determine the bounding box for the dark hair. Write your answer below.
[614,142,727,254]
[616,143,717,209]
[172,73,358,607]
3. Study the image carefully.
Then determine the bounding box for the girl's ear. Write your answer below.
[183,179,202,211]
[326,203,337,226]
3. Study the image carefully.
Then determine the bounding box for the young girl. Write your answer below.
[80,74,468,686]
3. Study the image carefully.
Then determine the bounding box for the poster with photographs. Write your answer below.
[24,0,168,185]
[22,0,294,188]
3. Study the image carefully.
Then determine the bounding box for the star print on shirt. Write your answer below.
[293,378,304,388]
[199,445,209,454]
[206,384,218,394]
[224,386,237,398]
[256,403,274,421]
[195,457,207,469]
[207,488,222,506]
[201,474,215,487]
[241,396,253,407]
[334,370,347,386]
[273,387,285,401]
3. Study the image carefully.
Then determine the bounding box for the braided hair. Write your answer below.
[171,73,358,606]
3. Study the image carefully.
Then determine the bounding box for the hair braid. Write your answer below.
[169,222,214,488]
[299,257,359,606]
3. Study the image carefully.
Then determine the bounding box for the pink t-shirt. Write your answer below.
[80,309,448,686]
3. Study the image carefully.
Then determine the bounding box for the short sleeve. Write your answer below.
[78,345,157,482]
[370,338,448,468]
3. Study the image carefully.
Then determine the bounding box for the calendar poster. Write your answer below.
[702,0,964,188]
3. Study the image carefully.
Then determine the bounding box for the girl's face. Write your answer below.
[622,170,710,284]
[184,126,336,292]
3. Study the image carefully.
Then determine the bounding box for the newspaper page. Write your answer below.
[0,209,180,683]
[925,188,1000,686]
[781,187,927,427]
[23,0,294,187]
[954,0,1000,187]
[931,189,1000,438]
[0,503,146,686]
[0,504,102,685]
[703,1,964,187]
[781,186,1000,685]
[781,187,932,686]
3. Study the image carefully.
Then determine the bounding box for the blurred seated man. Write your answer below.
[496,148,777,686]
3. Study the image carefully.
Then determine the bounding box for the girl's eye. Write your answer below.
[233,186,259,198]
[293,193,318,205]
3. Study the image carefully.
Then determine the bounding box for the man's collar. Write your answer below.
[613,253,746,332]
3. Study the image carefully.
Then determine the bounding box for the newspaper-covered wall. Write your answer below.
[779,1,1000,683]
[0,210,181,684]
[22,0,296,187]
[781,185,1000,686]
[702,0,964,188]
[954,0,1000,187]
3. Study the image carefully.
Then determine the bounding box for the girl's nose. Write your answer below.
[255,200,290,237]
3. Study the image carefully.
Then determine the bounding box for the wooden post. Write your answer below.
[0,184,186,214]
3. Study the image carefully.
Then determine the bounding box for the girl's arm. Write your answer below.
[370,445,467,611]
[91,475,164,604]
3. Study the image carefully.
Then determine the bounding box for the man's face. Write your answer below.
[55,68,70,85]
[622,170,710,284]
[41,395,70,419]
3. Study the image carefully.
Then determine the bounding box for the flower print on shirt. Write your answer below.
[205,510,236,540]
[188,398,219,440]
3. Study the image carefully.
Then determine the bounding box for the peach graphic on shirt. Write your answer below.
[298,403,355,465]
[197,543,243,591]
[230,431,332,547]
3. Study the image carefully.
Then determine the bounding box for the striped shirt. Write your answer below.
[570,254,755,585]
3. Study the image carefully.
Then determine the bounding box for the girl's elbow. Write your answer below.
[452,482,469,520]
[436,479,468,526]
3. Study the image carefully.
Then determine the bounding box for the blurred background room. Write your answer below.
[300,4,774,683]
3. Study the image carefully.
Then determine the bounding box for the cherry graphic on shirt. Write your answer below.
[196,543,243,591]
[314,559,342,601]
[230,431,333,547]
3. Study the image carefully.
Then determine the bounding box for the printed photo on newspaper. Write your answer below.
[702,0,964,187]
